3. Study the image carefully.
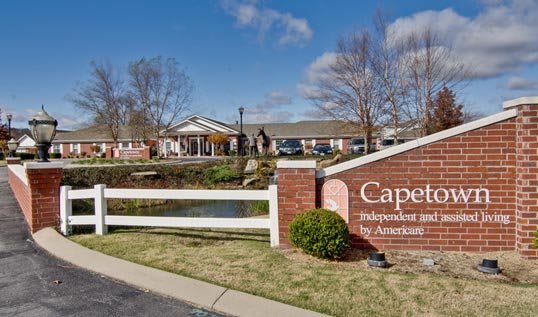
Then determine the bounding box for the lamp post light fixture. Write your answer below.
[28,105,58,163]
[7,138,18,157]
[238,106,245,157]
[6,113,12,139]
[238,106,245,156]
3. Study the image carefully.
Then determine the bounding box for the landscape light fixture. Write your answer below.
[28,105,58,163]
[367,251,388,268]
[477,259,501,274]
[7,138,18,157]
[238,106,245,157]
[6,113,12,139]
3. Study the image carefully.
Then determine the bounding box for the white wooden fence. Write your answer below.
[60,185,279,247]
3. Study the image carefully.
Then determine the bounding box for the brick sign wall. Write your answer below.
[318,119,516,253]
[277,97,538,258]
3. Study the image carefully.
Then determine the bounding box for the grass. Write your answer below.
[70,228,538,317]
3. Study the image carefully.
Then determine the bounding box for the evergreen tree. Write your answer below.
[431,87,463,134]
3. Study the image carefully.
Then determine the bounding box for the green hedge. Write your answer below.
[289,208,350,259]
[62,160,241,189]
[16,152,36,160]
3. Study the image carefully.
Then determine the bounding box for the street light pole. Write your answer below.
[6,113,12,139]
[238,106,244,157]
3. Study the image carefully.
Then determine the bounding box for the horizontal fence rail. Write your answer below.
[60,184,279,247]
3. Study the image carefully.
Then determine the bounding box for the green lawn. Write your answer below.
[70,228,538,317]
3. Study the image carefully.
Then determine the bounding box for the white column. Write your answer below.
[178,135,182,157]
[197,135,201,157]
[211,143,215,156]
[164,136,168,158]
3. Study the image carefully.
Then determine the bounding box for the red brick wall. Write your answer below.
[319,120,517,253]
[276,103,538,258]
[8,164,63,233]
[8,168,32,225]
[515,106,538,258]
[277,166,317,245]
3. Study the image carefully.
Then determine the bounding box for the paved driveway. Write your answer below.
[0,167,226,317]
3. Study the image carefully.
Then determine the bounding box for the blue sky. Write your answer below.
[1,0,537,130]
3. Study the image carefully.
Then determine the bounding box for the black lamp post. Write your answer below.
[28,105,58,162]
[238,106,244,157]
[6,113,12,139]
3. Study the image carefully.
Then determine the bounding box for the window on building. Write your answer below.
[275,140,283,150]
[333,139,341,150]
[166,141,172,152]
[53,144,60,153]
[72,143,79,154]
[121,142,130,149]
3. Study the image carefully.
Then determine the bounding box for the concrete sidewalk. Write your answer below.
[34,228,328,317]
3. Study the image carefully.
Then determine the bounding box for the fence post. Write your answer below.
[268,185,279,247]
[59,186,72,235]
[95,184,108,235]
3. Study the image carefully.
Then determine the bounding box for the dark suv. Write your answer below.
[278,140,303,156]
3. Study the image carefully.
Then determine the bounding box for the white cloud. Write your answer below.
[221,0,313,46]
[506,76,538,90]
[297,52,337,98]
[387,0,538,79]
[226,90,295,123]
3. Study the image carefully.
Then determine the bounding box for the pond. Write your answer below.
[108,200,268,218]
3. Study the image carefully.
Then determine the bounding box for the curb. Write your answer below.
[33,228,328,317]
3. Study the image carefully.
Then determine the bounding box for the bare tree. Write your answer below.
[307,31,385,154]
[128,57,193,156]
[371,10,409,142]
[70,61,128,145]
[402,29,470,136]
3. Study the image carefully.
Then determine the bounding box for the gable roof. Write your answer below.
[17,134,36,148]
[163,115,239,135]
[53,125,139,143]
[229,120,360,139]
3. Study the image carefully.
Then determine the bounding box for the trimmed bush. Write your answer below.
[205,165,240,184]
[50,153,62,159]
[289,208,350,259]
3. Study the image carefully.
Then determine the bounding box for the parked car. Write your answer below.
[278,140,303,156]
[348,138,366,154]
[312,143,333,156]
[377,138,405,150]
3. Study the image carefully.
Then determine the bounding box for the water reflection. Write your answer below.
[109,200,266,218]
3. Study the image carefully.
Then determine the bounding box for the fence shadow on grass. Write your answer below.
[110,227,270,243]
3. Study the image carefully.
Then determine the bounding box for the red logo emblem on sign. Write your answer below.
[322,179,349,223]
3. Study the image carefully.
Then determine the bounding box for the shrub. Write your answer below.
[205,165,241,184]
[289,208,350,259]
[16,152,36,160]
[50,153,62,159]
[534,230,538,249]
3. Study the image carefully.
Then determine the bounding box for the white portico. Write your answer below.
[161,115,240,157]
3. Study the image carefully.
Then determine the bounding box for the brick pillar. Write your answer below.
[6,157,21,165]
[105,147,113,159]
[276,160,317,246]
[506,97,538,258]
[25,162,64,233]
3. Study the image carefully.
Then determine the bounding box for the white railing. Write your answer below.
[60,185,279,247]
